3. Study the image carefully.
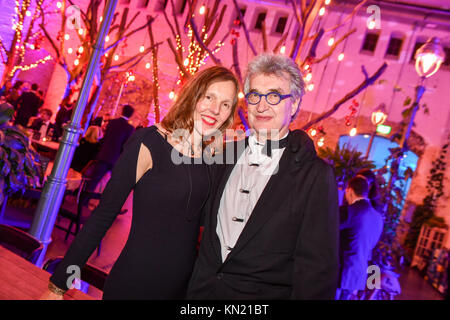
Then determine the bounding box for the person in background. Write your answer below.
[0,80,12,97]
[70,126,102,173]
[54,101,74,140]
[41,66,239,300]
[337,175,384,300]
[81,105,135,192]
[28,108,55,140]
[355,168,383,213]
[101,112,111,133]
[14,83,42,127]
[6,80,23,109]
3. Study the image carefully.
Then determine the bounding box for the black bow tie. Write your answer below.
[253,134,289,158]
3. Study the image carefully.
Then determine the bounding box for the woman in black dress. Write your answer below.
[70,126,102,173]
[43,66,239,299]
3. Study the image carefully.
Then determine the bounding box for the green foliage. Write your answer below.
[317,142,375,187]
[403,142,449,254]
[0,105,42,205]
[372,147,414,267]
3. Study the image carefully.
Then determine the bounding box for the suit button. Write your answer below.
[217,273,224,280]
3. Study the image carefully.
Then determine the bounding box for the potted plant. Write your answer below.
[318,142,375,188]
[0,103,43,213]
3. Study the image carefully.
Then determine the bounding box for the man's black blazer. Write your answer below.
[187,130,340,300]
[95,117,134,166]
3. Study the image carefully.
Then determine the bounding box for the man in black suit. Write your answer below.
[187,54,339,299]
[337,175,383,300]
[29,108,55,139]
[14,83,43,127]
[82,104,135,192]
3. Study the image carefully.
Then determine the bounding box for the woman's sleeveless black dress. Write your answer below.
[50,126,210,299]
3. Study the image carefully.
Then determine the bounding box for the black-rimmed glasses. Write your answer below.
[245,91,292,106]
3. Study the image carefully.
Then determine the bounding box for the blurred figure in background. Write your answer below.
[6,80,23,109]
[0,80,12,97]
[28,108,55,140]
[71,126,102,173]
[355,168,383,213]
[82,105,135,192]
[54,101,74,140]
[337,175,384,300]
[14,83,42,127]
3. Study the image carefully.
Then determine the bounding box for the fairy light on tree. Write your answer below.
[1,0,47,84]
[38,1,156,129]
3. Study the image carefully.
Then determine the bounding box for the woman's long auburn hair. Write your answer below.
[161,66,239,134]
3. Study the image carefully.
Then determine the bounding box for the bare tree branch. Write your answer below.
[204,4,227,47]
[261,20,268,52]
[301,62,388,130]
[231,0,257,56]
[273,32,289,54]
[189,18,222,65]
[313,28,356,64]
[167,37,189,76]
[231,40,242,84]
[109,42,162,70]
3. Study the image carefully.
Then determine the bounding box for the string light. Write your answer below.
[68,48,73,54]
[305,73,312,82]
[145,62,151,69]
[328,38,335,46]
[325,0,331,5]
[238,92,245,99]
[64,34,70,40]
[114,54,119,61]
[349,127,357,136]
[307,83,314,91]
[183,58,189,66]
[317,137,325,147]
[74,59,79,66]
[280,46,286,54]
[304,64,310,71]
[105,35,110,42]
[169,90,175,99]
[78,29,84,35]
[199,5,206,15]
[310,129,317,137]
[338,53,344,61]
[99,16,103,22]
[140,45,145,53]
[78,46,83,53]
[10,55,52,75]
[26,11,31,17]
[319,7,325,16]
[368,20,376,30]
[56,2,62,9]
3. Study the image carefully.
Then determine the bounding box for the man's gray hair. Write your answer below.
[244,54,305,121]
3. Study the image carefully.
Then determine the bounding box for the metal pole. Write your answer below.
[112,81,125,117]
[384,81,426,213]
[399,84,425,150]
[30,0,119,267]
[365,130,376,159]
